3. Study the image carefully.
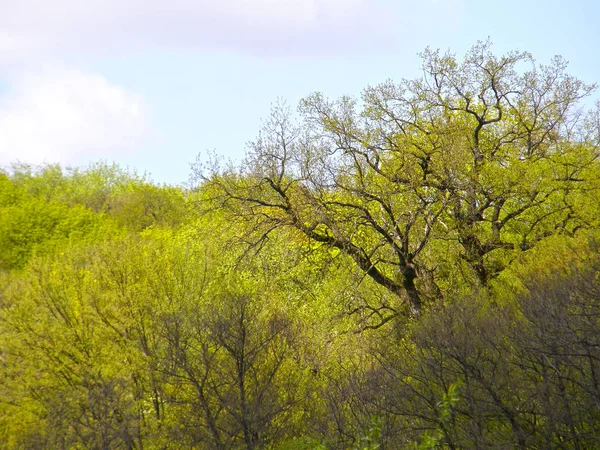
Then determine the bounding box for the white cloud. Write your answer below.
[0,65,148,167]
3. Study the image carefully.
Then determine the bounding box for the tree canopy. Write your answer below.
[1,42,600,449]
[201,40,600,318]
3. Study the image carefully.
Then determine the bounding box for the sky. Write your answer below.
[1,0,599,185]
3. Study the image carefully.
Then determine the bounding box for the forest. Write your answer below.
[1,42,600,449]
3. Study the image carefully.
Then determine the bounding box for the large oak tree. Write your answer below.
[201,41,599,318]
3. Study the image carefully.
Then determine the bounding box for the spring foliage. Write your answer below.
[2,43,600,448]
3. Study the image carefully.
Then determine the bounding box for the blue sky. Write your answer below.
[1,0,598,185]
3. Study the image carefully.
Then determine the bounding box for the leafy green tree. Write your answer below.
[0,248,143,448]
[0,196,108,270]
[156,288,304,449]
[200,41,599,318]
[107,183,186,231]
[348,243,600,449]
[0,162,188,272]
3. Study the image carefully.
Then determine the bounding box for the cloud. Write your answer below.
[0,65,148,167]
[0,0,391,62]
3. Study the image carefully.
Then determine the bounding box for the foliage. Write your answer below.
[198,41,600,320]
[2,41,600,449]
[0,162,187,271]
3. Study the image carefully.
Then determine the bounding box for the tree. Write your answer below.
[200,40,599,318]
[158,290,302,449]
[351,246,600,449]
[0,194,108,271]
[0,246,143,449]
